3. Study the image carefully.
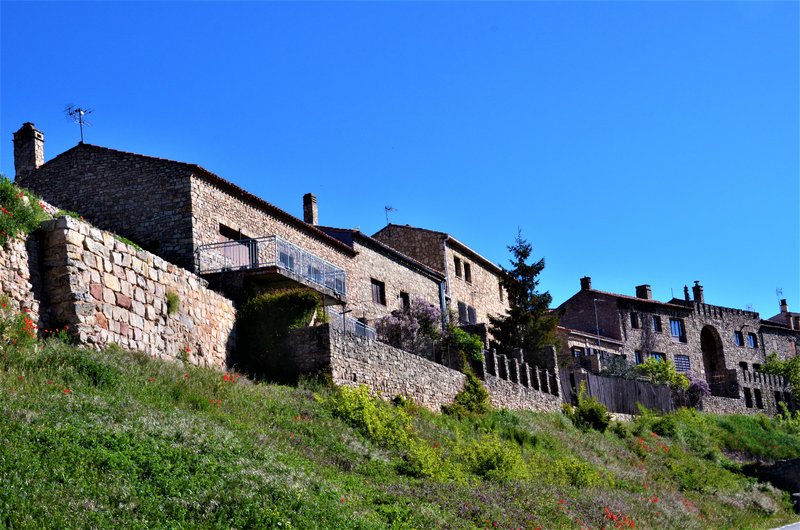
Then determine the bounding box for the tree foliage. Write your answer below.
[488,232,559,361]
[762,353,800,394]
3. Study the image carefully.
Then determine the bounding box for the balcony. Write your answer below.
[195,235,346,298]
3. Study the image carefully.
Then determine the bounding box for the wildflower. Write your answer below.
[47,380,54,385]
[223,373,230,382]
[340,497,345,503]
[17,375,23,380]
[62,388,72,394]
[184,373,190,380]
[147,377,155,382]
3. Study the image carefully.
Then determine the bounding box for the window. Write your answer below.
[454,257,462,278]
[631,313,640,329]
[457,301,468,325]
[400,291,410,311]
[652,316,662,333]
[634,350,643,365]
[734,331,744,346]
[669,318,685,342]
[467,305,477,325]
[747,333,758,349]
[739,362,749,372]
[499,282,504,302]
[754,388,764,409]
[650,352,665,363]
[371,279,386,305]
[464,263,472,283]
[572,347,584,358]
[674,354,691,373]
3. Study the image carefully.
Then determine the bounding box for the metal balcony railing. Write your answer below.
[326,309,377,340]
[195,235,346,297]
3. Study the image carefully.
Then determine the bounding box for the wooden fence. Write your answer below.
[562,371,674,415]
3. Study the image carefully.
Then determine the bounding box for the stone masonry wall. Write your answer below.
[286,324,563,413]
[40,216,235,368]
[445,244,508,326]
[190,176,352,274]
[0,236,43,325]
[17,144,196,270]
[372,224,448,274]
[345,239,442,326]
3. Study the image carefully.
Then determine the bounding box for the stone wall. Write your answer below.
[40,216,235,368]
[0,236,43,325]
[445,244,508,326]
[344,237,442,326]
[286,324,562,413]
[17,144,197,270]
[373,224,448,274]
[190,176,353,274]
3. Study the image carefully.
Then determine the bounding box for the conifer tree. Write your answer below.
[489,231,559,361]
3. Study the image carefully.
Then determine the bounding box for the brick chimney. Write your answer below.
[684,285,690,302]
[303,193,318,225]
[635,284,652,300]
[580,276,592,291]
[780,299,788,314]
[13,122,44,181]
[692,281,704,304]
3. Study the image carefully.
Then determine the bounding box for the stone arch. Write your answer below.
[700,325,726,382]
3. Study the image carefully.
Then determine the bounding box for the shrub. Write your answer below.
[635,357,689,390]
[445,326,484,363]
[455,433,529,481]
[375,298,442,356]
[563,383,611,432]
[165,291,180,315]
[327,385,413,450]
[443,371,490,418]
[0,177,47,246]
[0,296,38,355]
[234,288,322,381]
[762,353,800,394]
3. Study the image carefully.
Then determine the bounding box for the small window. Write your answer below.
[734,331,744,346]
[631,313,640,329]
[747,333,758,349]
[457,301,468,324]
[669,318,685,342]
[467,305,477,325]
[464,263,472,283]
[454,257,462,278]
[652,316,662,333]
[371,279,386,305]
[674,354,691,373]
[498,282,504,302]
[743,387,753,408]
[650,352,665,363]
[754,388,763,409]
[572,347,584,358]
[739,362,749,372]
[400,291,410,311]
[634,350,643,365]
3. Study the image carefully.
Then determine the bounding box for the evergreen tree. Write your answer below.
[488,232,559,361]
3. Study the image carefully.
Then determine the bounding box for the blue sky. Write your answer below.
[1,1,798,317]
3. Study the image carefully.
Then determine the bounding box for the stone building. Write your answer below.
[372,224,509,327]
[557,277,798,414]
[314,224,445,328]
[13,122,356,307]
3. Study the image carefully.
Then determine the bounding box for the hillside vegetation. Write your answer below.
[1,302,800,529]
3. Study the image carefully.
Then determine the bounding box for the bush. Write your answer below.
[0,296,38,355]
[234,288,322,381]
[635,357,689,390]
[762,353,800,394]
[165,291,180,316]
[375,298,442,356]
[443,371,490,418]
[327,385,413,450]
[0,177,47,246]
[455,433,528,481]
[445,326,484,363]
[563,383,611,432]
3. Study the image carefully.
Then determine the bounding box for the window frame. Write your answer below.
[674,354,691,373]
[464,263,472,284]
[669,318,686,342]
[630,313,640,329]
[370,278,386,306]
[747,333,758,349]
[652,315,663,333]
[454,257,462,278]
[734,331,744,347]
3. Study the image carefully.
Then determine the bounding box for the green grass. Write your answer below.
[1,326,799,528]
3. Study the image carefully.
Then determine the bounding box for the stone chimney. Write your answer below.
[580,276,592,291]
[13,122,44,181]
[303,193,318,225]
[692,281,704,304]
[635,284,652,300]
[684,285,690,302]
[780,299,788,314]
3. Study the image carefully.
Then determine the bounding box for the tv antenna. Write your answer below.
[65,105,93,143]
[776,287,784,298]
[384,206,397,225]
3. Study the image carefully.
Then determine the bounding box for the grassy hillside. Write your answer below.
[1,310,800,528]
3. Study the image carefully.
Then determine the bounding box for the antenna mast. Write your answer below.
[384,206,397,225]
[65,105,93,143]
